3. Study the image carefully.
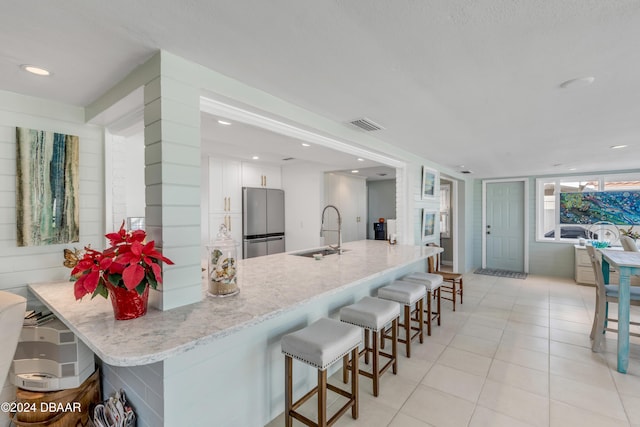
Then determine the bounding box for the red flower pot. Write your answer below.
[107,283,149,320]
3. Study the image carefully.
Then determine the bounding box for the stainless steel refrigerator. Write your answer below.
[242,187,285,258]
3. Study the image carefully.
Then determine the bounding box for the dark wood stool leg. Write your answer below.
[342,354,349,383]
[285,356,292,427]
[452,282,457,311]
[392,318,398,374]
[318,369,327,427]
[364,329,370,365]
[418,298,424,343]
[351,347,359,419]
[426,290,432,336]
[404,305,411,358]
[459,278,463,304]
[437,288,441,326]
[372,330,380,396]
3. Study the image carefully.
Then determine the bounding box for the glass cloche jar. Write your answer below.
[207,223,239,297]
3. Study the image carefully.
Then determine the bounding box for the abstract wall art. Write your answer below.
[16,127,79,246]
[559,191,640,225]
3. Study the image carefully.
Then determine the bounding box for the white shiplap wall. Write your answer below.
[0,90,104,427]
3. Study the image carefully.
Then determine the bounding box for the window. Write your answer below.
[440,183,451,238]
[536,173,640,243]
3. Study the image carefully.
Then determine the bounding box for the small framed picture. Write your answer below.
[421,166,438,199]
[422,210,437,241]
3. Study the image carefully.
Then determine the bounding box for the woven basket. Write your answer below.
[11,369,100,427]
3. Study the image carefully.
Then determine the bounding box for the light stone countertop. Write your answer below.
[28,240,440,367]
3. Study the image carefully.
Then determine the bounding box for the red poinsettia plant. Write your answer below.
[70,221,174,300]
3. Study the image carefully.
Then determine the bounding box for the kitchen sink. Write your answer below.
[292,248,349,257]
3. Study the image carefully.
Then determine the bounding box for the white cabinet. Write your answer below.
[242,163,281,189]
[573,245,640,285]
[209,158,241,213]
[203,156,243,258]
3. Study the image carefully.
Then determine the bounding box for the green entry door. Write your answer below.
[485,181,525,272]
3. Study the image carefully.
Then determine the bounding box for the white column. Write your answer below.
[143,74,202,310]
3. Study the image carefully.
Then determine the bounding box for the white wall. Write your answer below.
[281,162,325,251]
[0,90,104,427]
[108,130,145,232]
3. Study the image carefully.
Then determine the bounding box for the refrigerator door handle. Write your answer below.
[245,238,269,243]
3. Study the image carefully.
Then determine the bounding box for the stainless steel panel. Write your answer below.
[243,187,267,237]
[266,189,285,235]
[243,238,268,259]
[266,236,285,255]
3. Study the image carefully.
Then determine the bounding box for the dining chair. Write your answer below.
[620,235,639,252]
[426,244,463,311]
[586,245,640,352]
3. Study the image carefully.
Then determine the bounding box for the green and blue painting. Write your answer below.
[16,127,79,246]
[560,191,640,225]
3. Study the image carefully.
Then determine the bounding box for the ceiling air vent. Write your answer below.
[348,118,384,132]
[377,173,388,177]
[461,170,473,174]
[282,157,295,161]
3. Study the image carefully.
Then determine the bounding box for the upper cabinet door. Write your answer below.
[222,160,241,213]
[208,157,241,213]
[242,162,281,189]
[261,165,282,189]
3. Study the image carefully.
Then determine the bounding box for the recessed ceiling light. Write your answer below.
[610,144,628,149]
[217,120,231,125]
[252,156,259,160]
[568,167,577,171]
[559,76,595,89]
[301,143,310,147]
[351,170,359,173]
[21,64,51,76]
[357,158,364,162]
[458,165,465,168]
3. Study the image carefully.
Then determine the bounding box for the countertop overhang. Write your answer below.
[29,240,441,366]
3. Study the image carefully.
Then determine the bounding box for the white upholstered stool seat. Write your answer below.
[281,318,361,427]
[403,272,443,290]
[403,272,444,336]
[340,296,401,396]
[377,280,426,358]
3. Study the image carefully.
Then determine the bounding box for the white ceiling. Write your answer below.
[2,1,640,178]
[201,112,396,180]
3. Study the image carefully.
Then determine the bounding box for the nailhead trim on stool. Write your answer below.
[377,280,426,358]
[403,272,443,336]
[340,296,401,396]
[281,318,362,427]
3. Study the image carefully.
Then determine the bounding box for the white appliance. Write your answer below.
[242,187,285,258]
[0,291,26,386]
[12,318,95,391]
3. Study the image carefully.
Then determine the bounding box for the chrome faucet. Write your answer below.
[320,204,342,254]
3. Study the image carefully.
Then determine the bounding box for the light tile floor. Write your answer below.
[266,273,640,427]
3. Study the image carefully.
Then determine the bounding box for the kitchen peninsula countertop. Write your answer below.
[29,240,440,367]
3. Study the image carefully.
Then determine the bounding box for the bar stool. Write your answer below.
[403,271,443,336]
[377,280,426,358]
[427,244,464,311]
[281,318,361,427]
[339,296,400,397]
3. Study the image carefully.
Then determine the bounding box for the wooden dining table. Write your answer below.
[599,249,640,374]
